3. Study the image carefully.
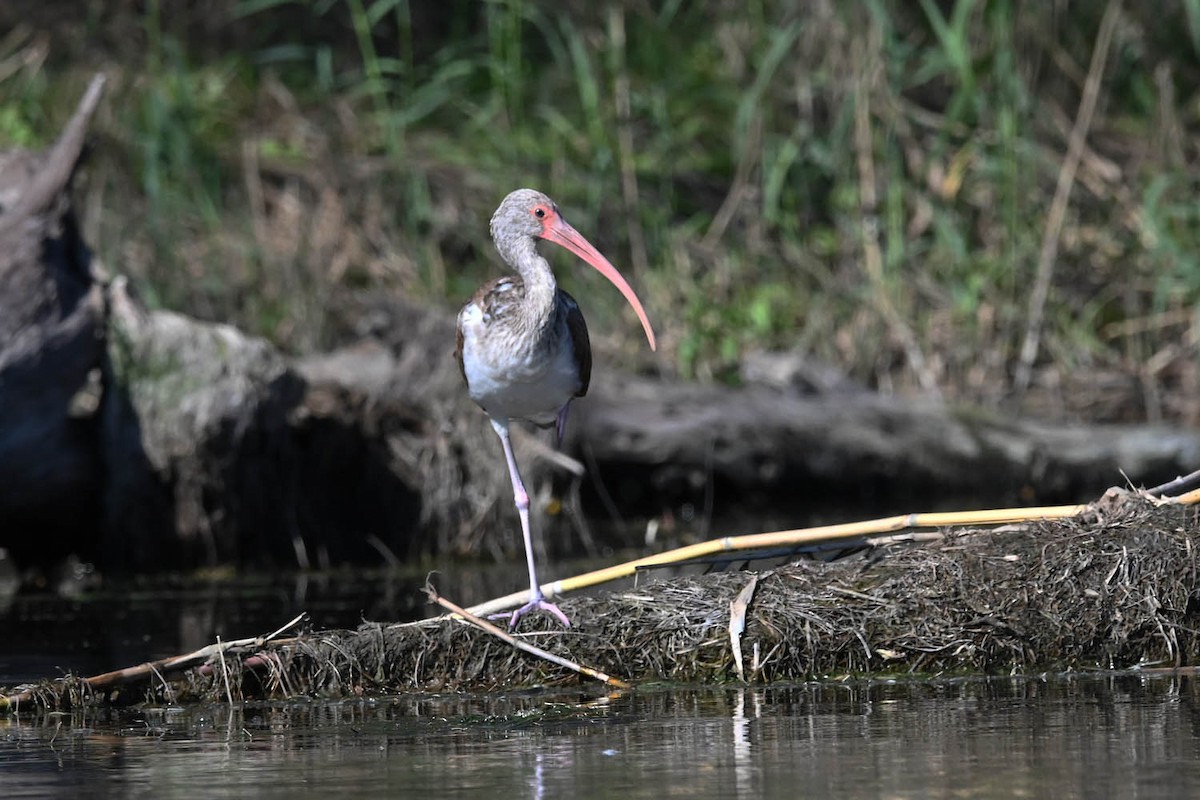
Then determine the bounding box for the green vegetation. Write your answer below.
[0,0,1196,421]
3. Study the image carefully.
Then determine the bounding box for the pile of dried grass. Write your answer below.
[5,492,1198,710]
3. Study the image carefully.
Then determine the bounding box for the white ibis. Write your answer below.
[455,189,657,628]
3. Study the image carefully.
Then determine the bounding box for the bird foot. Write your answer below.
[490,598,571,629]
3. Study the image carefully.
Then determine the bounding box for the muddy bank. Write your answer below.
[5,491,1198,709]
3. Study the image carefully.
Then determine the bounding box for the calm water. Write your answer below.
[4,574,1200,798]
[3,677,1200,798]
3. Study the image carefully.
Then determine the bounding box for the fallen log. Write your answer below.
[335,294,1200,551]
[575,371,1200,515]
[4,490,1197,710]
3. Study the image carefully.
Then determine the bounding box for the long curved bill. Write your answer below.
[540,215,657,351]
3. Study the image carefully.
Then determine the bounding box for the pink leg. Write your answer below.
[489,418,571,629]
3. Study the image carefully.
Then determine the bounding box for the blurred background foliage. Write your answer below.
[0,0,1196,424]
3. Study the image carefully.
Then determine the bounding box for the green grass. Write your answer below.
[1,0,1197,420]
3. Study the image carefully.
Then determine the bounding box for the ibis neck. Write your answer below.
[505,238,558,335]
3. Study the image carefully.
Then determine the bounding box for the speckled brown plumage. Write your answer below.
[452,188,654,629]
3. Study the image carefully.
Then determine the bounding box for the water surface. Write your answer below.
[4,676,1199,798]
[4,572,1200,798]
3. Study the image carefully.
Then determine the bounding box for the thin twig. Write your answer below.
[0,614,307,709]
[216,635,234,707]
[583,438,625,526]
[703,117,760,250]
[366,534,402,569]
[1015,0,1122,392]
[608,4,649,279]
[514,425,585,476]
[1146,468,1200,498]
[147,662,174,705]
[261,612,308,644]
[424,582,631,689]
[853,30,939,395]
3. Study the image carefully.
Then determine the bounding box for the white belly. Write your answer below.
[458,304,581,424]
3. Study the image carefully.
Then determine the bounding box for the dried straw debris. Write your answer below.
[4,490,1198,711]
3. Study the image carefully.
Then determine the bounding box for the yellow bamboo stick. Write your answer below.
[1176,487,1200,505]
[463,502,1092,618]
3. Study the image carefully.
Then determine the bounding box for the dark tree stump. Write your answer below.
[0,76,106,557]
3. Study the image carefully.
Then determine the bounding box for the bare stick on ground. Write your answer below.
[425,582,631,690]
[0,613,306,711]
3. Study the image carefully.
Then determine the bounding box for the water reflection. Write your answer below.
[732,688,759,796]
[0,557,728,689]
[0,565,552,685]
[4,675,1200,798]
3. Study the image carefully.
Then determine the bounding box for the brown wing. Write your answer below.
[455,275,525,387]
[560,289,591,397]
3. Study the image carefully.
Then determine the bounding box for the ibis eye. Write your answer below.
[533,206,547,219]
